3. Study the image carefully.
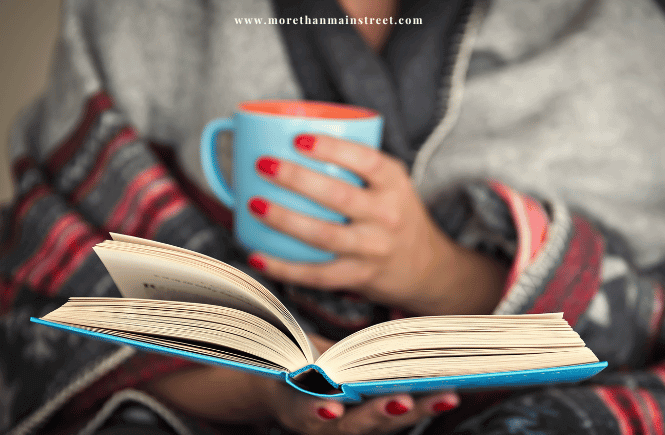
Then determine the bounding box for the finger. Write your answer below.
[280,389,345,434]
[415,391,460,416]
[306,399,346,425]
[308,333,337,354]
[255,156,374,222]
[247,252,374,291]
[337,394,418,435]
[247,196,392,257]
[293,134,410,190]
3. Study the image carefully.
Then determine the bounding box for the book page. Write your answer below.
[325,348,598,383]
[94,237,313,363]
[42,297,309,371]
[315,314,599,384]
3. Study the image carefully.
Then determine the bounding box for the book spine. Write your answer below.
[286,365,363,403]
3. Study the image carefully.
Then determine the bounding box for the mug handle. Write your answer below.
[201,118,235,209]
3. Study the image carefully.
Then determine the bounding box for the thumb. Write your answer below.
[306,397,346,422]
[283,391,346,433]
[308,333,336,354]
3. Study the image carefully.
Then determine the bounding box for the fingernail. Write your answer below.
[247,255,265,271]
[256,157,279,177]
[248,198,269,216]
[385,400,409,416]
[432,399,458,413]
[317,407,338,420]
[294,134,316,151]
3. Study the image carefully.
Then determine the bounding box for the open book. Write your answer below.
[32,234,607,402]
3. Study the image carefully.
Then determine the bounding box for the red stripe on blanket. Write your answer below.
[70,126,138,204]
[528,216,604,326]
[105,165,168,231]
[46,91,114,174]
[26,220,99,296]
[45,232,104,295]
[488,182,549,294]
[149,142,233,229]
[594,386,635,435]
[118,179,183,237]
[15,184,50,221]
[637,389,665,435]
[132,187,178,237]
[14,212,80,285]
[616,387,651,435]
[146,197,188,239]
[0,277,17,315]
[12,210,103,296]
[30,221,91,291]
[0,184,49,255]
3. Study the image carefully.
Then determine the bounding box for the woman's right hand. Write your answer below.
[146,333,460,434]
[263,376,458,435]
[262,333,459,435]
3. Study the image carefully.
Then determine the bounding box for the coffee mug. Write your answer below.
[200,100,384,262]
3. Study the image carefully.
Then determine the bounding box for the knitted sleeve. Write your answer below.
[427,180,665,434]
[0,2,241,432]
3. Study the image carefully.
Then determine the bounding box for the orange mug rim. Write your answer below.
[237,100,380,120]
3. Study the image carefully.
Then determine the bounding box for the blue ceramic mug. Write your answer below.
[201,100,384,262]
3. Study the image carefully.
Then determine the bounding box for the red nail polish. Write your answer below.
[432,400,458,413]
[385,401,409,416]
[247,255,265,271]
[248,198,269,216]
[317,407,338,420]
[256,157,279,177]
[294,134,316,151]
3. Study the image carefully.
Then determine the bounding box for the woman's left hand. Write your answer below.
[246,134,506,316]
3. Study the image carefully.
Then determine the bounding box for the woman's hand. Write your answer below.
[264,333,460,435]
[264,376,458,435]
[246,134,507,316]
[145,334,459,434]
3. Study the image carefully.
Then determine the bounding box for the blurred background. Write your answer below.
[0,0,62,204]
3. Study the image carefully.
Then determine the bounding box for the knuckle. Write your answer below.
[380,208,403,230]
[330,184,352,209]
[371,238,393,258]
[364,150,382,174]
[340,228,359,253]
[314,224,338,248]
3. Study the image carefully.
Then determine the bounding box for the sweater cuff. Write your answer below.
[427,180,604,325]
[488,182,604,326]
[488,181,549,296]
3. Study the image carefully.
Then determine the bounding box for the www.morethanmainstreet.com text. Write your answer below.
[234,16,423,25]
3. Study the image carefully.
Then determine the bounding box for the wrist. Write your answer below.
[409,227,507,316]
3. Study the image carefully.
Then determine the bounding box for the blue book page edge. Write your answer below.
[30,317,285,381]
